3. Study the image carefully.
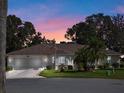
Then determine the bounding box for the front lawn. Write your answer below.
[39,69,124,79]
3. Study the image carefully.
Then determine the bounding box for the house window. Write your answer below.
[43,56,48,62]
[59,56,65,64]
[8,57,13,63]
[107,56,111,63]
[52,56,55,63]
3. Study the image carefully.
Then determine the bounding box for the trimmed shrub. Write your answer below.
[6,66,13,71]
[103,63,110,69]
[58,64,66,72]
[68,65,73,70]
[97,65,104,69]
[120,62,124,68]
[112,63,119,68]
[46,65,52,70]
[76,63,84,71]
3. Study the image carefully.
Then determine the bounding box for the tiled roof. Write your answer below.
[7,43,121,56]
[7,43,83,55]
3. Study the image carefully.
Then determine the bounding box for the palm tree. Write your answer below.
[0,0,7,93]
[87,37,107,70]
[74,47,89,71]
[74,36,106,71]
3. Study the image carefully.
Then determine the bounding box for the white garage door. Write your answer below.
[8,56,48,70]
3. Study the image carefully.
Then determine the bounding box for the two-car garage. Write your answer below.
[7,55,49,70]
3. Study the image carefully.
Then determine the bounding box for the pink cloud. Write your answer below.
[42,29,70,43]
[116,6,124,14]
[34,16,85,43]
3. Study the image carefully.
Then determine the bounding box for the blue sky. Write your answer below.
[8,0,124,42]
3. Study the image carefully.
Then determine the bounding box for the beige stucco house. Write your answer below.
[7,43,121,70]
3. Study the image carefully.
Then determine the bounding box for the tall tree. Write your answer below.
[65,13,124,53]
[65,22,96,44]
[7,15,23,52]
[87,37,106,65]
[6,15,55,53]
[66,13,108,71]
[0,0,7,93]
[86,13,113,39]
[111,14,124,52]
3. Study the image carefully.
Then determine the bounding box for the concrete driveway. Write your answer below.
[6,68,45,79]
[6,78,124,93]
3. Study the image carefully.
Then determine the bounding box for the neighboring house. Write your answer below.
[7,43,121,70]
[97,49,122,66]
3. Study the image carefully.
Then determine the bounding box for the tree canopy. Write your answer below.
[7,15,55,53]
[65,13,124,53]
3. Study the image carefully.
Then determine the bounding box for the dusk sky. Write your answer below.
[9,0,124,42]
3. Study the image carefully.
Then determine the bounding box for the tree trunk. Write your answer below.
[0,0,7,93]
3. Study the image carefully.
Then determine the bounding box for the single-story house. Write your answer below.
[7,43,82,70]
[7,43,121,70]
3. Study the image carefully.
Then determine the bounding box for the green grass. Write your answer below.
[39,69,124,79]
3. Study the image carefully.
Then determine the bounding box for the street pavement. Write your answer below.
[6,78,124,93]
